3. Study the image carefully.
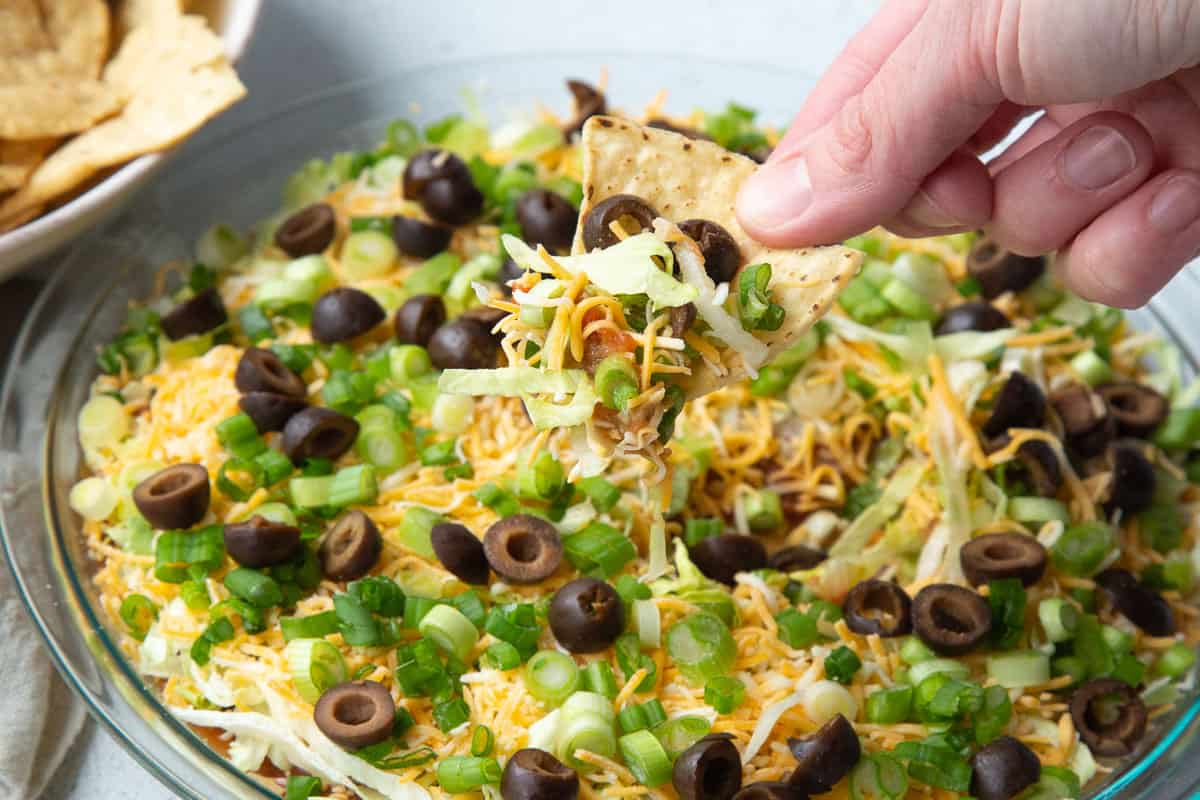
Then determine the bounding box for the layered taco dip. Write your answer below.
[71,78,1200,800]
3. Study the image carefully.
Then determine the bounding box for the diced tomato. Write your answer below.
[581,307,636,373]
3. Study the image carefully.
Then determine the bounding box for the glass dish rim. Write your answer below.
[4,51,1200,799]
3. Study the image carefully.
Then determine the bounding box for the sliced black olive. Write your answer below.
[548,577,624,653]
[670,303,697,337]
[787,714,861,795]
[647,118,714,141]
[281,406,359,464]
[1050,382,1115,458]
[160,287,228,341]
[430,522,489,585]
[275,202,336,258]
[732,782,807,800]
[935,301,1011,336]
[461,305,507,330]
[1013,439,1063,497]
[1098,382,1169,439]
[581,194,659,251]
[768,545,827,573]
[967,235,1045,298]
[234,346,307,398]
[960,532,1048,587]
[674,734,742,800]
[501,748,579,800]
[239,392,307,433]
[132,464,210,530]
[689,534,767,586]
[319,510,382,581]
[516,188,577,254]
[224,515,302,568]
[403,149,471,200]
[393,294,446,347]
[842,579,912,638]
[981,371,1045,438]
[1069,678,1147,757]
[1104,440,1156,514]
[969,736,1041,800]
[562,79,606,136]
[428,318,500,370]
[421,171,484,226]
[677,219,742,284]
[311,287,386,343]
[483,514,563,584]
[1094,568,1175,636]
[912,583,992,656]
[313,680,395,749]
[391,214,452,258]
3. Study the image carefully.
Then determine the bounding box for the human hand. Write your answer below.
[736,0,1200,307]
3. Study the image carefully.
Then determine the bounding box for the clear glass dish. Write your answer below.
[3,54,1200,798]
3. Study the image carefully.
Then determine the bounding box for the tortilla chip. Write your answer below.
[0,137,56,191]
[0,60,244,223]
[575,116,862,398]
[115,0,184,45]
[0,200,41,233]
[104,14,225,100]
[38,0,110,78]
[0,78,122,139]
[0,0,50,57]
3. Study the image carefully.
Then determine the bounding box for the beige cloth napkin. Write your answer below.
[0,563,86,798]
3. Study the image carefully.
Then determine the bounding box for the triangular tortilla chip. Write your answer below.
[575,116,862,398]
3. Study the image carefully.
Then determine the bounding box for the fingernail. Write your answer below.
[903,190,962,229]
[737,154,812,231]
[1061,126,1137,190]
[1149,175,1200,233]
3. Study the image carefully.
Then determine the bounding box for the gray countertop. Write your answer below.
[36,0,877,796]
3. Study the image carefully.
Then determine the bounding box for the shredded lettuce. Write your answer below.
[891,252,955,307]
[825,316,934,367]
[439,367,586,396]
[828,460,925,558]
[927,390,973,583]
[650,539,710,596]
[523,377,599,430]
[934,328,1017,362]
[503,233,698,309]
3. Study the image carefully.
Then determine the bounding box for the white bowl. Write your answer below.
[0,0,262,281]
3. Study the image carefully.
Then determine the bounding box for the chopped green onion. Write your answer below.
[356,424,410,471]
[450,589,486,628]
[1155,642,1197,678]
[1052,521,1116,576]
[216,457,265,502]
[403,596,441,630]
[1038,597,1080,642]
[475,482,520,517]
[843,367,877,399]
[899,637,936,665]
[284,775,323,800]
[577,475,621,513]
[1008,496,1070,525]
[1111,652,1146,686]
[618,729,673,787]
[237,304,275,343]
[595,355,639,412]
[329,464,378,507]
[615,632,658,693]
[987,578,1026,649]
[69,476,118,522]
[485,603,540,656]
[190,616,235,666]
[390,344,433,385]
[704,675,746,714]
[1143,557,1194,592]
[907,658,969,686]
[517,450,566,501]
[1069,349,1113,386]
[524,650,581,706]
[118,594,158,640]
[285,638,347,703]
[433,697,472,733]
[472,725,495,758]
[1154,407,1200,450]
[825,645,862,684]
[405,251,461,295]
[666,613,736,685]
[774,608,819,649]
[280,611,340,641]
[866,685,913,724]
[253,448,293,487]
[419,439,457,466]
[431,393,475,436]
[341,230,398,280]
[393,638,444,694]
[880,277,936,320]
[744,489,783,532]
[849,752,909,800]
[893,740,972,793]
[482,641,522,671]
[684,517,724,547]
[736,262,785,331]
[653,715,711,760]
[1138,505,1185,553]
[397,506,441,559]
[271,343,315,375]
[563,522,637,577]
[215,413,266,459]
[225,567,284,608]
[581,660,619,699]
[418,604,479,661]
[986,650,1050,689]
[289,475,334,508]
[334,593,381,647]
[154,526,225,583]
[195,223,247,269]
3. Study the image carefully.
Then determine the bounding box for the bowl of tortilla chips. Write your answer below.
[0,0,258,280]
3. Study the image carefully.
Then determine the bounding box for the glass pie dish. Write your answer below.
[3,54,1200,799]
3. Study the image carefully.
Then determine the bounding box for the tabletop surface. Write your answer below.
[35,0,877,796]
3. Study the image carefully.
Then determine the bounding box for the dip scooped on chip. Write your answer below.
[439,117,862,474]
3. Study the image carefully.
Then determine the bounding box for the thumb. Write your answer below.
[737,0,1001,247]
